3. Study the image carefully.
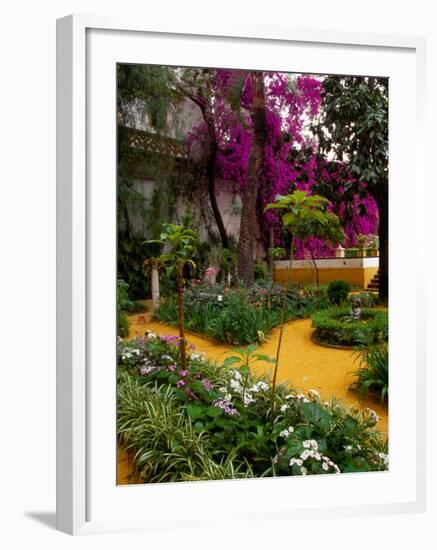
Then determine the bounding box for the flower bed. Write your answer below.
[117,333,388,483]
[312,307,388,347]
[154,282,330,345]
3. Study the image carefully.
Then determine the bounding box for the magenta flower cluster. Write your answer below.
[186,70,379,256]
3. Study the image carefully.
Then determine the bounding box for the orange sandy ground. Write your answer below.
[118,309,388,484]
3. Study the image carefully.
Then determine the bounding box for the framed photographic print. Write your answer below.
[56,15,427,535]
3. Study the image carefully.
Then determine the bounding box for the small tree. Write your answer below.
[265,190,333,416]
[148,223,197,371]
[300,212,345,286]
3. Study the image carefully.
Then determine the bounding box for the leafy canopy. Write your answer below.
[147,223,198,273]
[265,190,341,244]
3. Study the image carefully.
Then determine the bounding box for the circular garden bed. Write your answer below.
[311,307,388,347]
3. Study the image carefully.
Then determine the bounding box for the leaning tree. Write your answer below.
[314,76,389,301]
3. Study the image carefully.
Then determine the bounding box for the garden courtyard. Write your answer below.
[116,65,389,483]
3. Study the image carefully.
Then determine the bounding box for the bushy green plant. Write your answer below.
[327,280,351,305]
[312,307,388,347]
[353,345,389,404]
[117,279,133,337]
[253,261,270,281]
[154,282,329,345]
[117,335,389,482]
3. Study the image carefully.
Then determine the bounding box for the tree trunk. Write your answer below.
[237,72,266,287]
[271,236,295,419]
[310,250,320,286]
[206,140,229,249]
[374,183,388,303]
[151,264,160,311]
[267,227,274,277]
[176,263,187,371]
[202,109,229,249]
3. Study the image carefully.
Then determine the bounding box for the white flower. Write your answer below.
[322,462,329,471]
[285,394,295,400]
[290,458,303,467]
[378,452,389,466]
[300,449,311,461]
[280,429,289,438]
[280,404,289,413]
[301,467,308,475]
[302,439,318,451]
[308,389,320,399]
[243,393,255,406]
[230,379,242,392]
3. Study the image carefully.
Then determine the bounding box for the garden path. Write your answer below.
[127,312,388,434]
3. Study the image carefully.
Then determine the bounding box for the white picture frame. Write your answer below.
[56,14,427,535]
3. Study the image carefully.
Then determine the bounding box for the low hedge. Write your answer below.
[312,307,388,347]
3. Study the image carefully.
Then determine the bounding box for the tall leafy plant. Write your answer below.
[265,190,334,416]
[148,223,198,371]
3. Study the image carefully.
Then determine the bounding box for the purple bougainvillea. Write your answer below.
[186,71,378,257]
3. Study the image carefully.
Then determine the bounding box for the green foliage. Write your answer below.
[117,335,389,482]
[327,280,351,305]
[124,299,148,314]
[312,307,388,347]
[268,247,286,261]
[265,190,332,242]
[117,279,133,337]
[315,76,388,190]
[154,283,330,345]
[314,76,389,301]
[353,345,389,404]
[117,64,181,132]
[149,223,198,271]
[253,261,270,281]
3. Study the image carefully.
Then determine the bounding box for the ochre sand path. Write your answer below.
[127,312,388,434]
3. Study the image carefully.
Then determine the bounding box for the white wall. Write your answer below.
[0,1,435,549]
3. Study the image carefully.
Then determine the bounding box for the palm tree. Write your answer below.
[237,71,267,287]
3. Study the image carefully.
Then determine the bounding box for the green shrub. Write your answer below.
[126,299,148,313]
[327,280,351,305]
[253,261,270,281]
[353,345,389,404]
[117,279,133,337]
[312,307,388,347]
[117,335,389,482]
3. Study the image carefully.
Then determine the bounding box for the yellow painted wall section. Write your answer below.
[274,267,378,288]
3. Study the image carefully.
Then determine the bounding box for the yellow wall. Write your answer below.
[274,266,378,288]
